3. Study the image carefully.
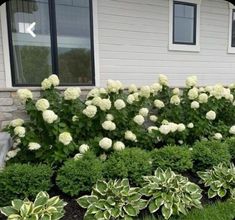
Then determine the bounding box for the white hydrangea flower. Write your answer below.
[48,74,60,86]
[72,116,78,122]
[206,110,216,121]
[205,86,213,92]
[35,99,50,111]
[149,115,158,122]
[100,153,107,161]
[128,84,138,93]
[186,76,197,88]
[10,119,24,127]
[87,88,100,98]
[133,115,145,125]
[210,84,224,99]
[41,78,52,90]
[6,148,21,160]
[148,126,158,133]
[106,114,114,121]
[59,132,73,145]
[191,101,200,109]
[99,88,107,95]
[14,126,26,137]
[198,93,208,103]
[172,88,180,95]
[79,144,90,154]
[188,87,199,100]
[150,83,162,94]
[28,142,41,151]
[178,140,184,145]
[159,74,168,86]
[170,95,180,105]
[42,110,58,124]
[139,86,151,98]
[92,97,102,106]
[213,133,222,140]
[199,87,205,93]
[139,108,149,117]
[229,125,235,134]
[114,99,126,110]
[161,119,169,125]
[85,100,92,106]
[64,87,81,100]
[113,141,125,151]
[82,105,97,118]
[127,94,135,104]
[74,153,83,160]
[125,130,137,142]
[154,99,165,109]
[17,89,33,103]
[99,99,112,111]
[99,137,112,150]
[177,123,186,132]
[187,123,194,128]
[168,123,178,133]
[102,121,116,131]
[159,125,171,135]
[107,80,123,93]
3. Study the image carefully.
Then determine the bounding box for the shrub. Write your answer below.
[0,164,53,206]
[141,168,202,220]
[77,179,147,220]
[225,137,235,162]
[56,152,103,196]
[151,145,193,173]
[198,163,235,199]
[192,140,231,172]
[103,148,152,186]
[0,191,67,220]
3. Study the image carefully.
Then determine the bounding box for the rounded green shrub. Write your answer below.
[0,163,53,206]
[103,148,152,186]
[151,145,193,172]
[56,152,103,196]
[192,140,231,172]
[224,137,235,162]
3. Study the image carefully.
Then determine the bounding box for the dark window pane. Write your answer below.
[55,0,94,85]
[7,0,52,85]
[173,2,196,44]
[232,10,235,47]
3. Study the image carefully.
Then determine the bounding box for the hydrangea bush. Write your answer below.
[4,74,235,164]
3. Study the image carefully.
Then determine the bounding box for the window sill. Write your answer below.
[228,47,235,54]
[169,44,200,52]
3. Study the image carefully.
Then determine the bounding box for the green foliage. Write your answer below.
[0,191,67,220]
[77,179,148,220]
[56,152,103,196]
[224,137,235,162]
[103,148,152,186]
[192,140,231,172]
[0,164,53,206]
[151,145,193,172]
[198,163,235,199]
[141,168,202,220]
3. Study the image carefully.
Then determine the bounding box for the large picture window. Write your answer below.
[6,0,95,86]
[232,9,235,47]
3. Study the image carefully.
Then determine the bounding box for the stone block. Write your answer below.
[0,132,11,168]
[0,98,13,106]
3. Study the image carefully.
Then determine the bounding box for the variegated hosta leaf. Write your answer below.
[77,195,98,209]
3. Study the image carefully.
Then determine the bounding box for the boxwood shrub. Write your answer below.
[56,152,103,196]
[224,137,235,162]
[103,148,152,186]
[0,163,53,206]
[192,140,231,172]
[151,145,193,173]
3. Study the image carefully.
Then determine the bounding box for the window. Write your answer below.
[228,2,235,53]
[169,0,201,52]
[173,1,197,45]
[6,0,95,86]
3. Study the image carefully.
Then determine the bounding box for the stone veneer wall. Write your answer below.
[0,89,89,130]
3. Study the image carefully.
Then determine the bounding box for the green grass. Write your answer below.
[139,200,235,220]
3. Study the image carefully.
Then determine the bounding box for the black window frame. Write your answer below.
[6,0,96,87]
[231,9,235,47]
[173,1,197,45]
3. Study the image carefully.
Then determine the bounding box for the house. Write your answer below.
[0,0,235,129]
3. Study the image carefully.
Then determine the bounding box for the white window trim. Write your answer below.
[168,0,201,52]
[228,3,235,54]
[0,0,100,88]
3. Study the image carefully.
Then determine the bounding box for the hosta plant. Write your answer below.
[0,191,67,220]
[198,163,235,199]
[141,168,202,220]
[77,179,148,220]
